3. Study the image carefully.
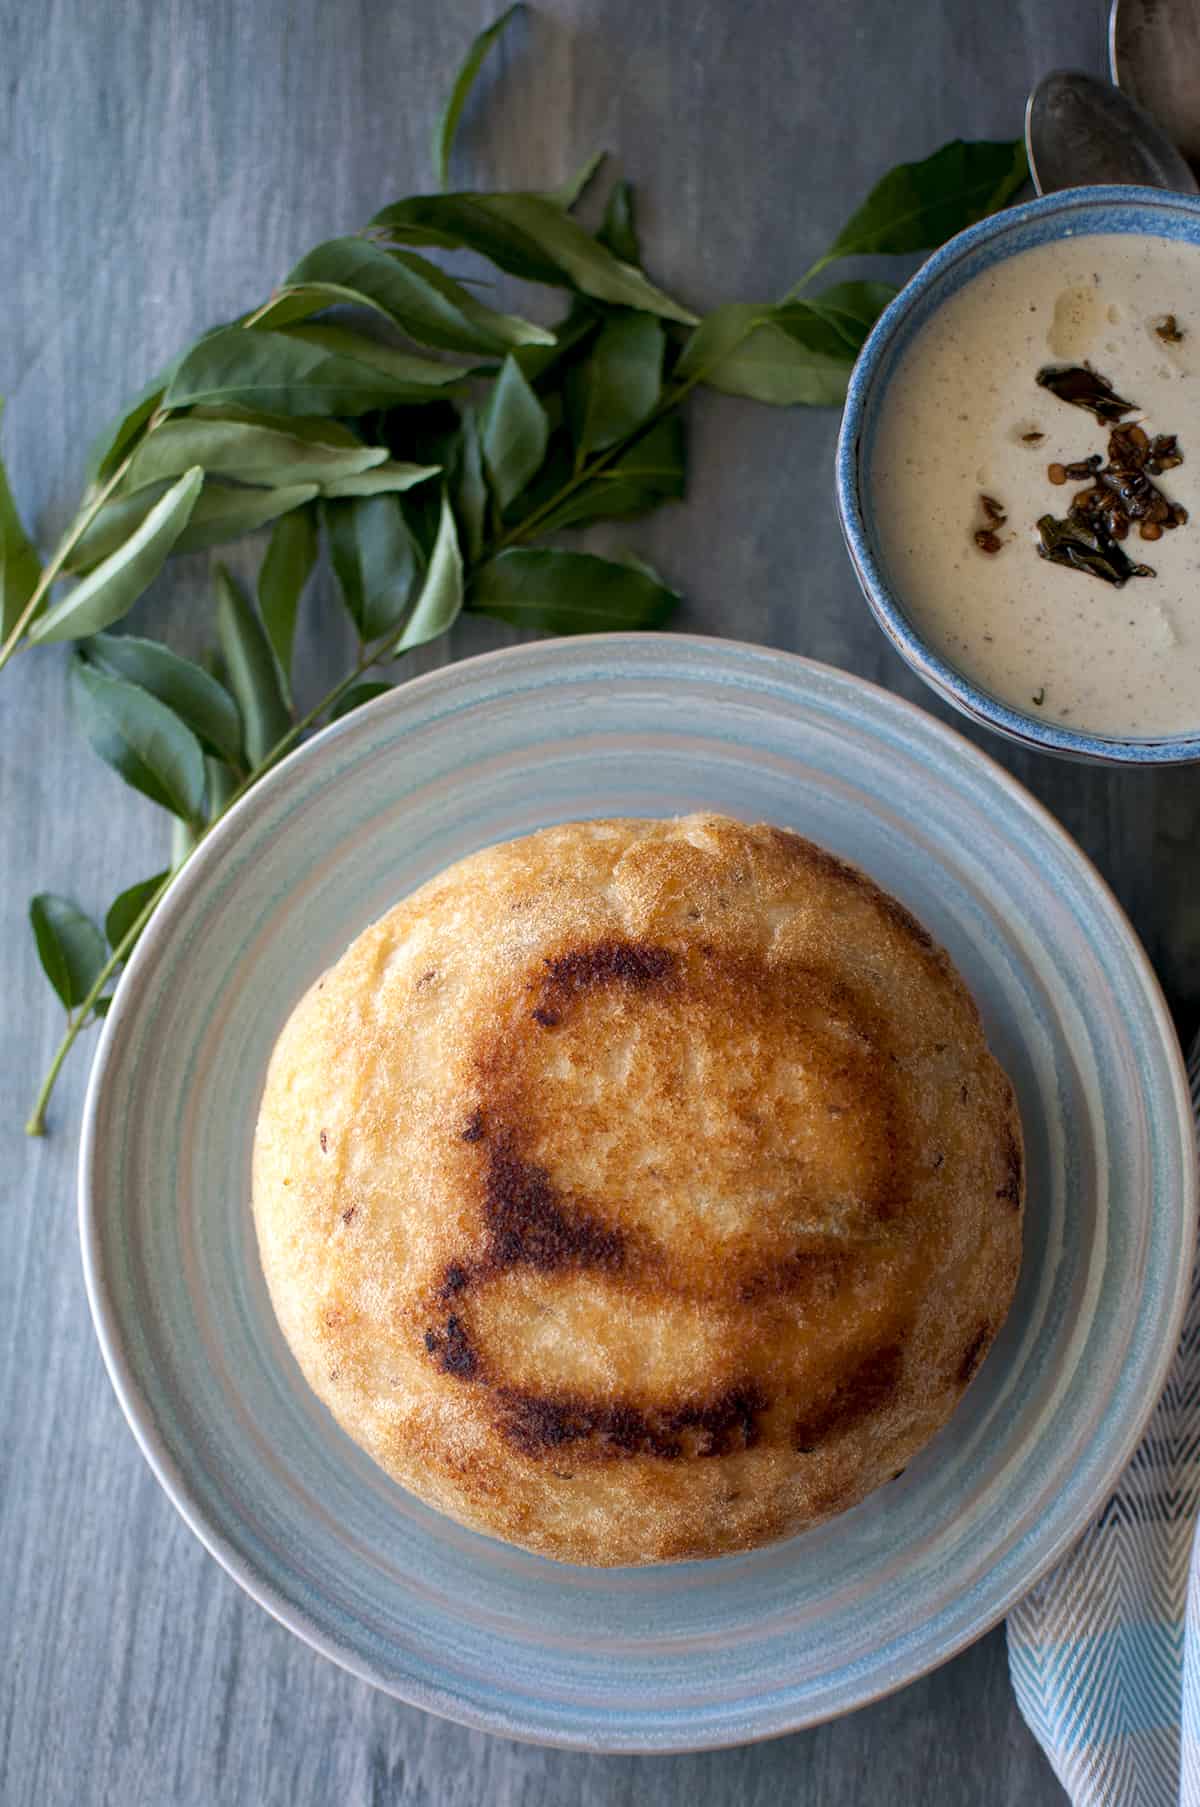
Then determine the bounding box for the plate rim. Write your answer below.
[78,630,1198,1751]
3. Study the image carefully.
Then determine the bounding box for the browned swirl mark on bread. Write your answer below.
[792,1344,905,1453]
[422,936,922,1465]
[482,1134,626,1272]
[496,1381,770,1460]
[423,1314,477,1378]
[435,1121,631,1293]
[529,940,676,1029]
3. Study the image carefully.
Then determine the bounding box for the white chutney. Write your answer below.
[872,233,1200,737]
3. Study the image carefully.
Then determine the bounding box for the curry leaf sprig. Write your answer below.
[8,3,1028,1132]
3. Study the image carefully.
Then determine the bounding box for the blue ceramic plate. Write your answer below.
[837,185,1200,764]
[80,634,1196,1751]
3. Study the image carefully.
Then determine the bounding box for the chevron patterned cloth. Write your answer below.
[1007,1037,1200,1806]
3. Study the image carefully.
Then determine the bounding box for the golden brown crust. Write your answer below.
[252,814,1023,1566]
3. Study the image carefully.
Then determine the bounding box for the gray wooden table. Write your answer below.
[4,1,1189,1801]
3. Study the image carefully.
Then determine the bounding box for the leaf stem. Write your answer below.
[25,881,168,1136]
[222,638,387,797]
[0,415,168,673]
[487,372,704,556]
[780,254,833,304]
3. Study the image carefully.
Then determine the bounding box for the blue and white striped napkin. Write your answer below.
[1007,1038,1200,1806]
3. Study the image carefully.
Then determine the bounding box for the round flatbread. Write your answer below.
[253,814,1023,1566]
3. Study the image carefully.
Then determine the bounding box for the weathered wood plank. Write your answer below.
[4,2,1139,1800]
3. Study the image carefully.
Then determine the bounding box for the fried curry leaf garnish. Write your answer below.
[1035,512,1154,586]
[1035,364,1137,423]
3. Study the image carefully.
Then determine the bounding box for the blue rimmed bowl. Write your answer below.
[836,185,1200,765]
[80,634,1196,1749]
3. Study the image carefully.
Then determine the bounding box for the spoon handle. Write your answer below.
[1111,0,1200,168]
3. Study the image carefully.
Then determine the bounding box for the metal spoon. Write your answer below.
[1024,68,1198,194]
[1111,0,1200,170]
